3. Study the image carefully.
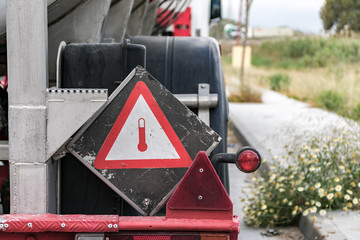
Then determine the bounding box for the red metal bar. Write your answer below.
[118,216,239,232]
[0,214,239,234]
[0,214,119,232]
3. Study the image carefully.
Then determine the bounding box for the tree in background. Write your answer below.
[236,0,243,45]
[321,0,360,33]
[240,0,254,87]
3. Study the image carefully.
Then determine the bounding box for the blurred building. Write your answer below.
[251,26,294,38]
[225,24,294,39]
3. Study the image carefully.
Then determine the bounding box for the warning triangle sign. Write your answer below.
[68,66,221,216]
[94,81,192,169]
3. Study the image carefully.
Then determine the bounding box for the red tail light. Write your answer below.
[236,148,261,173]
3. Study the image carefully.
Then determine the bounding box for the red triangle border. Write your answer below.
[94,81,192,169]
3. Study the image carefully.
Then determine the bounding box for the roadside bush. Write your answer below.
[251,38,360,69]
[274,60,292,69]
[268,74,290,91]
[282,37,320,58]
[317,90,346,113]
[351,103,360,120]
[251,55,271,67]
[243,133,360,227]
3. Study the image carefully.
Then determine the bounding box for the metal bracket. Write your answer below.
[0,141,8,160]
[46,88,108,159]
[198,83,212,126]
[174,83,218,126]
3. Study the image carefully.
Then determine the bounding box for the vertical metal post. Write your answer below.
[7,0,54,213]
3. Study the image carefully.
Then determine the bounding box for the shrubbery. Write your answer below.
[268,74,290,91]
[352,103,360,120]
[317,90,346,113]
[252,38,360,69]
[244,132,360,227]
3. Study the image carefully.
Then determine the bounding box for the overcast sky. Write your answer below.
[221,0,326,33]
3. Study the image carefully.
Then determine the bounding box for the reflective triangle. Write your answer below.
[167,151,232,210]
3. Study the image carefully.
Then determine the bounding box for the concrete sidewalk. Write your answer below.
[229,89,360,240]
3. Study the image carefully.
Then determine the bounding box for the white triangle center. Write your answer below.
[105,95,180,160]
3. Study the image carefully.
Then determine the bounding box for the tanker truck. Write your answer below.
[0,1,260,239]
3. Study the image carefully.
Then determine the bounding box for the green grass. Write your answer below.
[352,103,360,120]
[317,90,346,113]
[252,37,360,69]
[268,73,290,91]
[221,37,360,120]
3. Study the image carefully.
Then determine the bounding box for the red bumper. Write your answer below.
[0,214,239,239]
